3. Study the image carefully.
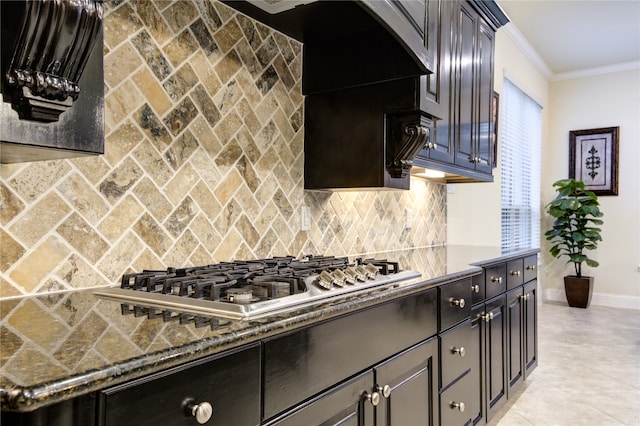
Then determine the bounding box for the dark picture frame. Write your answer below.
[569,126,619,195]
[492,91,499,167]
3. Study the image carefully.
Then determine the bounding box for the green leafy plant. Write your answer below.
[544,179,603,277]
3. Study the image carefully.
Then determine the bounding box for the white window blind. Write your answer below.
[500,78,542,250]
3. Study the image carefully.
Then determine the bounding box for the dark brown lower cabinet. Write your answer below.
[478,295,508,423]
[523,280,538,378]
[506,287,524,396]
[266,338,439,426]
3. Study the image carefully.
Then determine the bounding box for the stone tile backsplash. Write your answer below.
[0,0,446,298]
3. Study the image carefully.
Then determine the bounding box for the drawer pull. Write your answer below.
[450,298,465,308]
[377,384,392,398]
[451,346,466,357]
[526,265,536,271]
[510,270,521,277]
[472,284,480,293]
[480,312,494,322]
[364,390,380,406]
[491,276,503,283]
[450,401,466,412]
[184,399,213,424]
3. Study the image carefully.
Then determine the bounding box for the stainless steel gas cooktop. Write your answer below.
[94,255,422,320]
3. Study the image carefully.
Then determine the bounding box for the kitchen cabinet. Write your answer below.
[263,288,438,422]
[469,253,538,425]
[415,0,505,182]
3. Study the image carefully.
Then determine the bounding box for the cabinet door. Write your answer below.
[452,0,477,170]
[268,371,374,426]
[523,280,538,378]
[484,295,507,422]
[469,306,485,425]
[506,288,524,396]
[375,339,439,426]
[473,18,495,174]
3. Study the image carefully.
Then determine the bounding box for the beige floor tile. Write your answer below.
[491,302,640,426]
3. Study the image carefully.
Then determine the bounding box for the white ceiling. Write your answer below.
[496,0,640,79]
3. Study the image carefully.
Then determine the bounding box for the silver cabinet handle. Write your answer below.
[480,312,494,322]
[450,298,465,308]
[526,265,536,271]
[451,346,466,357]
[450,401,465,412]
[491,276,503,283]
[510,270,521,277]
[377,384,392,398]
[472,284,480,293]
[185,400,213,424]
[364,390,380,406]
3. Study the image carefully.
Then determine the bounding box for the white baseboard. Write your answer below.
[544,288,640,310]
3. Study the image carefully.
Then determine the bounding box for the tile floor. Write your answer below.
[490,302,640,425]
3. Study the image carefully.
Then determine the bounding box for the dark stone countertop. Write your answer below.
[0,245,538,412]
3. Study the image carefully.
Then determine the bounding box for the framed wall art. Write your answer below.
[569,126,619,195]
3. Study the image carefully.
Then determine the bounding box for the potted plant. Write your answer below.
[544,178,604,308]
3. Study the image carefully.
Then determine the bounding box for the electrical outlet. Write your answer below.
[301,206,311,231]
[447,184,455,194]
[405,208,413,229]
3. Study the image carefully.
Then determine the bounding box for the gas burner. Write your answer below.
[95,255,422,320]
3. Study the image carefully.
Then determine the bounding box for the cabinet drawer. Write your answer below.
[471,271,485,305]
[439,319,471,389]
[485,264,506,299]
[523,255,538,283]
[439,279,472,331]
[100,343,261,426]
[506,259,524,290]
[440,372,473,426]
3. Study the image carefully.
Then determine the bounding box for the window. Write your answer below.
[500,78,542,250]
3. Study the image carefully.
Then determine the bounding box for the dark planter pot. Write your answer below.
[564,276,594,308]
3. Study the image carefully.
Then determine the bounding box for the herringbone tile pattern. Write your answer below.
[0,0,446,297]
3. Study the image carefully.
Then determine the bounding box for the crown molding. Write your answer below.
[502,23,553,81]
[552,61,640,81]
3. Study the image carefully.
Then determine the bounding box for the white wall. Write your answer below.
[545,69,640,308]
[447,28,549,248]
[447,27,640,309]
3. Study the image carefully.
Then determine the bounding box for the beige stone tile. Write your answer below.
[163,28,199,67]
[1,230,26,273]
[213,17,243,53]
[105,80,145,128]
[214,169,242,205]
[54,254,109,290]
[190,181,223,221]
[0,277,23,298]
[132,140,173,186]
[134,212,173,259]
[214,49,242,84]
[96,232,143,282]
[98,194,144,242]
[132,68,173,116]
[0,182,24,226]
[163,229,198,266]
[103,3,142,50]
[8,161,70,203]
[104,42,143,89]
[131,0,172,46]
[57,213,109,264]
[103,119,145,167]
[6,299,69,352]
[99,157,144,204]
[164,163,200,206]
[9,237,69,292]
[190,213,222,253]
[190,51,223,95]
[132,177,173,222]
[57,173,109,225]
[213,228,242,261]
[162,0,199,33]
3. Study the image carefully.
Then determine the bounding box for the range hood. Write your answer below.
[223,0,434,190]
